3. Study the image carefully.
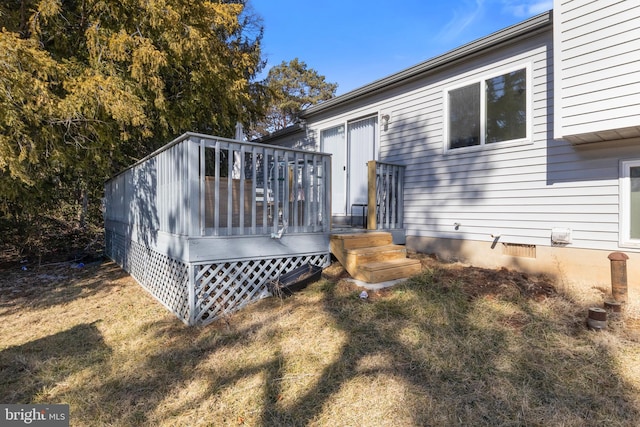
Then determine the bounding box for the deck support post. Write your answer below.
[188,264,197,326]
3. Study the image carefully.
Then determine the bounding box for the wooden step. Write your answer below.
[358,258,422,283]
[345,244,407,264]
[330,232,394,272]
[330,231,419,283]
[330,232,392,250]
[344,244,407,277]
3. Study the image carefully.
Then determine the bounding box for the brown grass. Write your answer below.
[1,258,639,426]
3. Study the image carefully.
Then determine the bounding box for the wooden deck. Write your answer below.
[104,133,408,324]
[104,133,332,325]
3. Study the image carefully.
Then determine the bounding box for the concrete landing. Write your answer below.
[345,277,408,290]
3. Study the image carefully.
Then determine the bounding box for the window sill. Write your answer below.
[443,138,533,155]
[619,240,640,250]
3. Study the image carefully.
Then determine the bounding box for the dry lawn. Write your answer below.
[1,257,640,426]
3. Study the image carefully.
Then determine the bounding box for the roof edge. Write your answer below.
[253,122,305,143]
[302,10,552,118]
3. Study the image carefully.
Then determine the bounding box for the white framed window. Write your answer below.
[620,159,640,248]
[444,64,531,152]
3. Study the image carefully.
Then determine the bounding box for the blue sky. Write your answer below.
[249,0,553,95]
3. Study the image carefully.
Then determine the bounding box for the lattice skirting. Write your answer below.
[193,253,330,325]
[105,230,191,323]
[105,230,330,325]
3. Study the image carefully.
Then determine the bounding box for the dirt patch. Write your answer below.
[410,253,556,300]
[446,265,554,301]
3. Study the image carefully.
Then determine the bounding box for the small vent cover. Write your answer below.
[551,228,572,245]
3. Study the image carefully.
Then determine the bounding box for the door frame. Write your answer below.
[320,114,379,220]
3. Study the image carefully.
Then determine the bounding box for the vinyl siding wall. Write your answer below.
[259,128,312,151]
[554,0,640,141]
[305,29,639,254]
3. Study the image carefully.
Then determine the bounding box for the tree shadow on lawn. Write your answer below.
[25,265,639,426]
[0,261,127,318]
[255,272,640,426]
[0,322,111,403]
[65,307,294,425]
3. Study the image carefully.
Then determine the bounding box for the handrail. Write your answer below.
[367,160,405,230]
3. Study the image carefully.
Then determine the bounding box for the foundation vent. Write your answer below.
[502,243,536,258]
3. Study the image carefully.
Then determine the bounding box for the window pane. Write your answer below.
[449,83,480,149]
[486,69,526,143]
[631,166,640,239]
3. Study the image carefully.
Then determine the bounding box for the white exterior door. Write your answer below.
[321,116,377,218]
[347,116,378,210]
[321,125,347,215]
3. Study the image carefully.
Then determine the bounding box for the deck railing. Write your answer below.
[367,160,405,230]
[200,136,331,236]
[104,133,331,239]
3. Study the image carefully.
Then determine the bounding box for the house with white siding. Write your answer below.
[257,0,640,297]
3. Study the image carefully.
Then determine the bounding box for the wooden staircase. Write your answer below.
[330,232,421,283]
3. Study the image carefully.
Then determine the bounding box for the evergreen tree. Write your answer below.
[0,0,264,237]
[250,58,337,138]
